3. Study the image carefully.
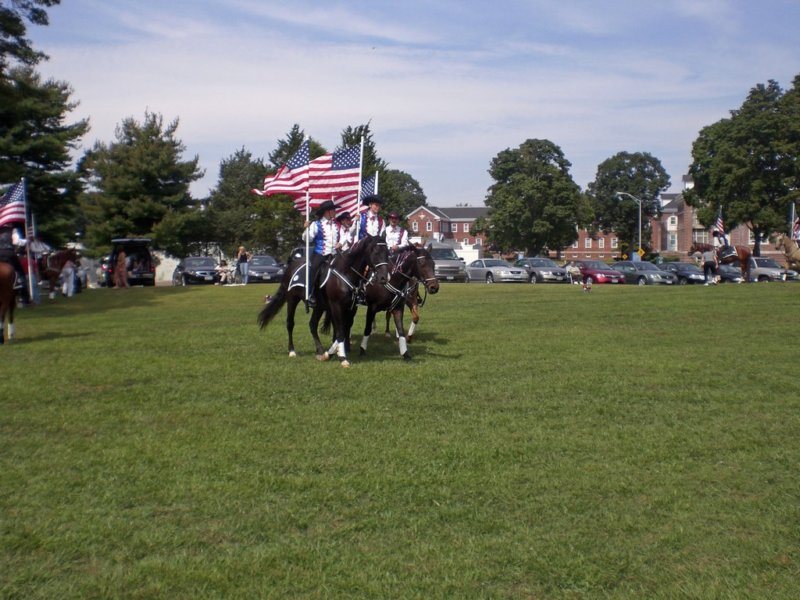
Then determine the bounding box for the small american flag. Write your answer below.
[0,181,26,227]
[714,207,724,235]
[792,215,800,240]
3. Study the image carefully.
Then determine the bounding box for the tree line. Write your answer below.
[3,2,798,260]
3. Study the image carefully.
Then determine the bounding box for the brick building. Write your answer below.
[406,206,488,248]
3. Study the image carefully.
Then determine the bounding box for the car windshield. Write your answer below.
[484,259,511,267]
[185,257,216,268]
[754,258,781,268]
[530,258,557,267]
[430,248,459,260]
[250,256,277,266]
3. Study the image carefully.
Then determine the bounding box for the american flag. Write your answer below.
[714,207,724,235]
[252,140,310,197]
[286,144,362,216]
[0,181,27,227]
[793,214,800,240]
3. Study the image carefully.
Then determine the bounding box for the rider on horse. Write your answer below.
[302,200,340,308]
[713,230,737,261]
[0,223,31,304]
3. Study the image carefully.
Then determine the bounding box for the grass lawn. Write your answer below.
[2,282,799,598]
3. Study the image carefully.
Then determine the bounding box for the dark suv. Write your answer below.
[107,238,156,287]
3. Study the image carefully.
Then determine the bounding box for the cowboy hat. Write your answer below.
[361,194,384,206]
[315,200,337,216]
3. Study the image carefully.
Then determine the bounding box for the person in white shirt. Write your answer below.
[302,200,339,306]
[336,211,357,252]
[385,211,409,253]
[358,195,386,240]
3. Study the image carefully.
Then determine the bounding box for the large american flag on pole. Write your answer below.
[288,144,361,215]
[0,181,27,227]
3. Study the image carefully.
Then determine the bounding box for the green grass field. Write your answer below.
[2,282,799,599]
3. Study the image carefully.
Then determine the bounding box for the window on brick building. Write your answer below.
[598,238,605,249]
[412,221,418,232]
[426,222,432,232]
[584,237,592,249]
[451,223,458,233]
[611,238,618,249]
[463,223,469,233]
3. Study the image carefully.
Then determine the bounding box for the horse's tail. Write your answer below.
[257,284,287,329]
[320,309,331,335]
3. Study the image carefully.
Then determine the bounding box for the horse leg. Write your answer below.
[285,294,299,357]
[329,305,350,368]
[407,298,420,342]
[360,306,376,356]
[308,302,330,361]
[392,308,412,362]
[384,310,392,338]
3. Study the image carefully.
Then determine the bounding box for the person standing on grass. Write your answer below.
[114,248,129,288]
[702,246,718,285]
[236,246,251,285]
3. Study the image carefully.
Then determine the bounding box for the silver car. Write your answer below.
[514,257,570,283]
[747,257,799,282]
[466,259,528,283]
[610,261,678,285]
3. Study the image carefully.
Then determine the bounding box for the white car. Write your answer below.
[466,259,528,283]
[747,257,799,282]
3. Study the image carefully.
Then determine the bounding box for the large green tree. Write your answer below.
[78,111,203,256]
[482,139,589,255]
[1,0,88,245]
[587,151,670,256]
[378,169,426,219]
[686,77,798,255]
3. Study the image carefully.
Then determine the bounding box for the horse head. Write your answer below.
[368,235,390,285]
[413,246,439,294]
[774,233,785,251]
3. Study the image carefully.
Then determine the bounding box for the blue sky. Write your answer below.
[27,0,800,206]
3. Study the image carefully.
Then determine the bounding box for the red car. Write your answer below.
[575,260,625,284]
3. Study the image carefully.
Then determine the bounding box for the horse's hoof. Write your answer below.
[402,353,412,362]
[384,332,391,339]
[316,353,329,362]
[407,335,414,343]
[288,351,297,358]
[359,347,366,356]
[341,360,350,368]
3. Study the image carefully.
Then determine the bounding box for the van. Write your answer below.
[428,242,467,282]
[107,238,156,287]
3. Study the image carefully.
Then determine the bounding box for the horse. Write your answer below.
[257,234,389,367]
[688,241,752,281]
[358,245,439,361]
[383,282,423,341]
[774,233,800,268]
[0,262,16,344]
[39,248,81,299]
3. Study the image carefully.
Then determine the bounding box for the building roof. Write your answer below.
[407,205,488,221]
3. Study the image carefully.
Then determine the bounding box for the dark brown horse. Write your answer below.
[358,245,439,360]
[0,262,16,344]
[689,242,752,281]
[258,234,389,367]
[39,248,80,299]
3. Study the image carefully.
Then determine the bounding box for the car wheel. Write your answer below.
[679,277,688,285]
[485,273,494,284]
[637,276,647,286]
[758,275,770,282]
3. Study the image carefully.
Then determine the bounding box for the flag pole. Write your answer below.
[21,178,34,302]
[304,190,310,304]
[374,170,379,195]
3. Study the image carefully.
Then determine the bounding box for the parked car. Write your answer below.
[514,257,570,284]
[171,256,220,285]
[574,260,625,284]
[466,258,528,283]
[247,255,285,283]
[747,257,799,282]
[107,238,156,287]
[718,264,745,283]
[661,262,707,285]
[428,243,467,282]
[611,260,678,285]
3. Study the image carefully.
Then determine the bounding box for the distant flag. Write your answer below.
[713,207,725,235]
[792,214,799,240]
[0,181,27,227]
[251,140,310,197]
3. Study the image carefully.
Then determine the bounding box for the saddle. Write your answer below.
[719,246,737,260]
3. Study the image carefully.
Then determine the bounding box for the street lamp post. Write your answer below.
[615,192,642,257]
